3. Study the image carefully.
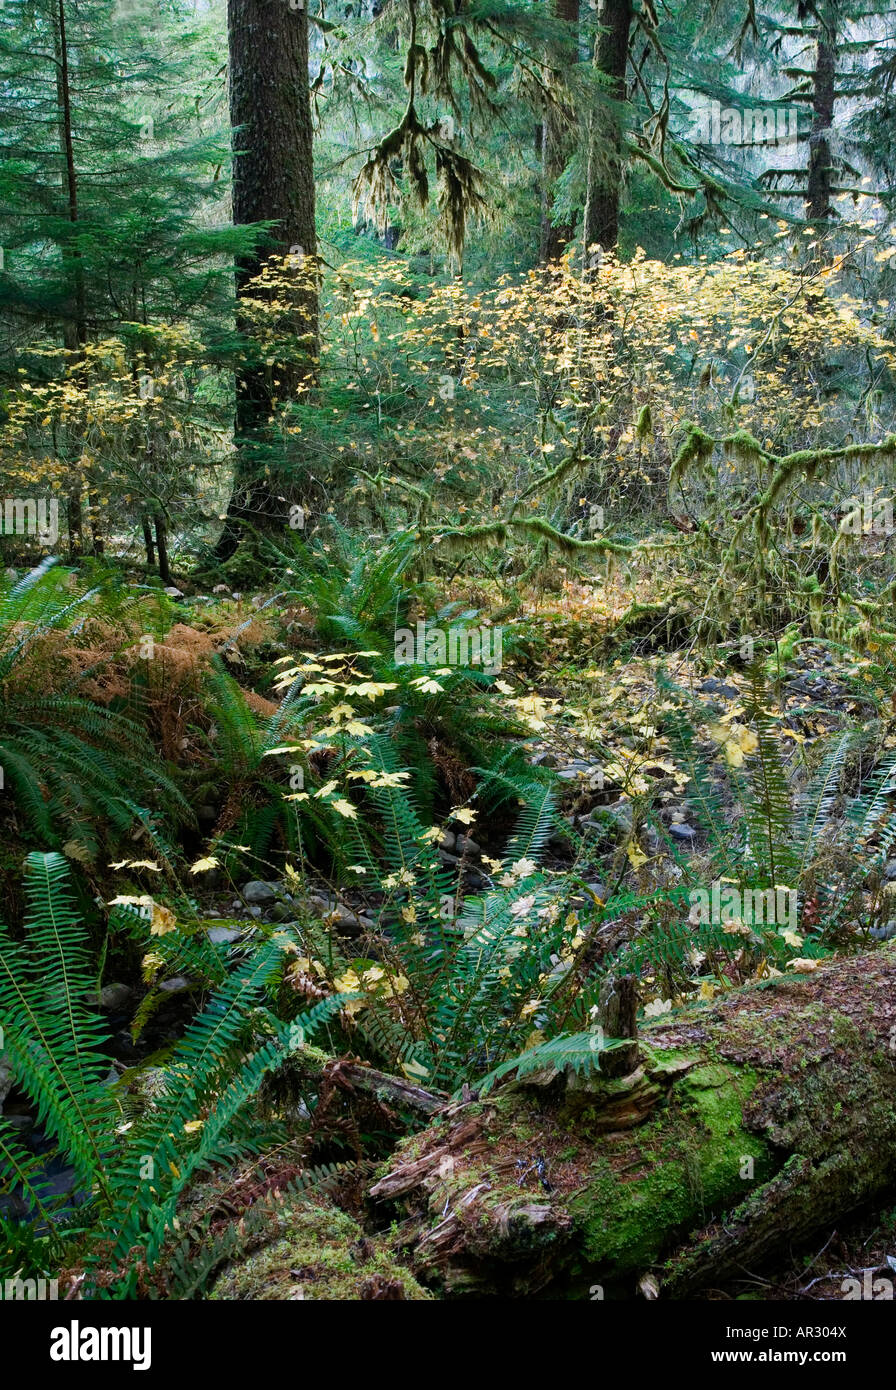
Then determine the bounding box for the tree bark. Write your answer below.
[216,0,319,561]
[154,511,171,584]
[290,1055,446,1119]
[539,0,580,263]
[595,973,639,1077]
[807,32,836,223]
[370,948,896,1297]
[141,515,156,569]
[582,0,633,257]
[54,0,88,559]
[54,0,86,349]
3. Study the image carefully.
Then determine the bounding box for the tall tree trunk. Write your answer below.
[582,0,633,257]
[54,0,86,348]
[142,515,156,569]
[88,498,104,556]
[154,512,171,584]
[807,19,836,224]
[540,0,580,263]
[216,0,319,561]
[53,0,87,558]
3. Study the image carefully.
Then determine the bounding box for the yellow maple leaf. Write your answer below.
[190,856,220,875]
[400,1058,430,1080]
[643,997,672,1017]
[627,842,649,869]
[710,721,758,767]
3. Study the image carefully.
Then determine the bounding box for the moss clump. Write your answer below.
[569,1058,770,1279]
[210,1200,430,1301]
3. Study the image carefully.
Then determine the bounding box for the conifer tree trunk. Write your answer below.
[141,515,156,569]
[807,12,837,224]
[154,512,171,584]
[215,0,319,561]
[54,0,85,347]
[540,0,580,263]
[582,0,633,256]
[53,0,87,558]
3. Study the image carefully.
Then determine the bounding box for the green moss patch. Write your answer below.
[569,1058,771,1279]
[210,1200,429,1301]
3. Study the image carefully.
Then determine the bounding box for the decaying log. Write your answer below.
[324,1060,445,1118]
[368,948,896,1298]
[595,974,639,1078]
[277,1051,446,1120]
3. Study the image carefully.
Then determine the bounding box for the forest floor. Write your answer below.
[4,565,896,1301]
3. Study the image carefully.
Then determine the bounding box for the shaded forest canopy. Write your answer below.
[1,0,896,1314]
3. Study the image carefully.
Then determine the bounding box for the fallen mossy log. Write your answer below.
[369,948,896,1298]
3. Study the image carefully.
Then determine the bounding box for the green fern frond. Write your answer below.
[740,662,797,885]
[794,731,855,879]
[0,853,117,1202]
[474,1030,631,1097]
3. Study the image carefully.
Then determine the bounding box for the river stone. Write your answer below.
[158,975,192,993]
[87,982,133,1011]
[3,1113,33,1135]
[589,802,632,832]
[206,925,241,944]
[327,906,372,935]
[0,1054,13,1109]
[242,880,278,906]
[308,898,372,934]
[699,678,739,699]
